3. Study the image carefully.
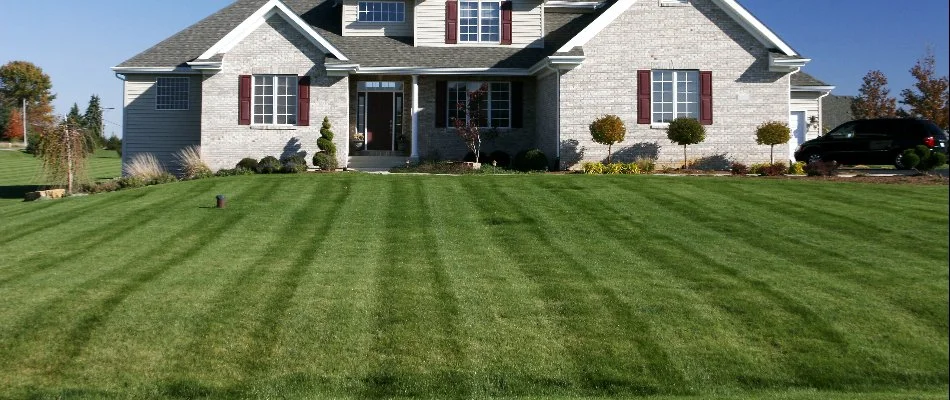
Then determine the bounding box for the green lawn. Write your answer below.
[0,152,947,399]
[0,149,121,201]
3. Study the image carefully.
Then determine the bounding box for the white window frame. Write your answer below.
[357,1,406,23]
[252,75,298,126]
[651,70,699,125]
[659,0,690,6]
[447,81,511,129]
[458,1,501,43]
[155,77,189,111]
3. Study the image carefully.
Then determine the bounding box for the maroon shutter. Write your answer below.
[445,1,458,44]
[298,76,310,126]
[637,70,651,124]
[436,81,447,128]
[239,75,251,125]
[501,1,513,45]
[511,81,523,128]
[699,71,712,125]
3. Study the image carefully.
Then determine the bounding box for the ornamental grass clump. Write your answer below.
[755,121,791,164]
[124,153,165,181]
[589,115,626,163]
[174,145,212,180]
[666,117,706,169]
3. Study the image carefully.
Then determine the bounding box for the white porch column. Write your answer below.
[410,74,420,160]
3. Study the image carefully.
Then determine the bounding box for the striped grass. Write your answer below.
[0,161,946,398]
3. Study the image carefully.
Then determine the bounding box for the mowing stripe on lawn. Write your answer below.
[0,189,153,243]
[0,180,269,385]
[0,182,216,287]
[361,177,470,398]
[602,180,941,389]
[462,177,690,396]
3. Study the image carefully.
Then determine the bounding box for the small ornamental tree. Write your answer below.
[852,70,898,119]
[3,107,24,140]
[900,49,949,130]
[40,118,92,194]
[755,121,791,164]
[453,84,488,164]
[666,117,706,169]
[589,114,626,163]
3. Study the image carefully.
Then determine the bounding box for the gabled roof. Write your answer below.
[556,0,802,57]
[791,71,830,87]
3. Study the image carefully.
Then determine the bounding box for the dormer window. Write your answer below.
[357,1,405,23]
[459,1,500,42]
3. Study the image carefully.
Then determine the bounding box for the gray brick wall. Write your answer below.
[201,15,350,170]
[535,70,560,166]
[558,0,790,169]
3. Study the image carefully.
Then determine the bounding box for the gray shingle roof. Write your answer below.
[822,95,854,131]
[791,71,831,87]
[117,0,598,70]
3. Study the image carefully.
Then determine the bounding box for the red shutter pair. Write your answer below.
[445,1,512,45]
[637,70,713,125]
[238,75,310,126]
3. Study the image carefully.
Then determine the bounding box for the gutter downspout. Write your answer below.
[817,89,832,136]
[115,73,127,170]
[546,62,561,169]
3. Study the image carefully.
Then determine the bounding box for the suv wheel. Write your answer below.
[894,152,906,169]
[805,152,822,164]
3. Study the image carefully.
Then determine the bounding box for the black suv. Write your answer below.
[794,118,948,168]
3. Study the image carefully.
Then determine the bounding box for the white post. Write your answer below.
[22,98,27,147]
[410,74,419,160]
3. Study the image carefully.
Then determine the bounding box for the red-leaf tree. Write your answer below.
[452,83,488,164]
[901,49,950,130]
[851,70,898,119]
[3,108,23,140]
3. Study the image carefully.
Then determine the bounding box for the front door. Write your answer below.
[366,92,394,151]
[789,111,806,162]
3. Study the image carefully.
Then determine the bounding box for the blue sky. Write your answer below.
[1,0,947,138]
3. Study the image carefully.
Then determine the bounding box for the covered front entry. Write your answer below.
[357,81,404,152]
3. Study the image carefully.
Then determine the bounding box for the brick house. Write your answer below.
[113,0,833,171]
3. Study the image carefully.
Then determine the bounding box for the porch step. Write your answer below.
[347,155,411,171]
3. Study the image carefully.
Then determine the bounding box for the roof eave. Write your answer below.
[110,66,202,74]
[769,53,811,72]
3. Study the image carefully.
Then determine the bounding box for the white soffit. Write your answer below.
[199,0,348,61]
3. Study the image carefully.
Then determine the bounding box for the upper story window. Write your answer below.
[652,70,699,123]
[459,1,500,42]
[253,75,297,125]
[155,77,189,110]
[358,1,405,23]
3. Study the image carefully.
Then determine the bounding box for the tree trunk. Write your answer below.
[683,145,688,170]
[770,144,774,164]
[607,143,612,164]
[65,127,74,194]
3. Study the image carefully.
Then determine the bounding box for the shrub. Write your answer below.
[489,150,511,168]
[755,121,791,164]
[666,117,706,169]
[902,145,947,171]
[513,149,549,172]
[758,163,787,176]
[117,176,146,189]
[583,162,606,174]
[748,163,769,175]
[280,154,308,173]
[623,162,642,175]
[589,115,626,163]
[730,162,749,175]
[805,161,839,177]
[312,152,338,171]
[124,153,165,181]
[82,179,121,194]
[174,145,212,180]
[788,161,806,175]
[215,167,254,177]
[104,135,122,151]
[633,157,656,173]
[606,162,625,174]
[236,157,259,172]
[149,172,179,185]
[257,156,281,174]
[317,117,337,156]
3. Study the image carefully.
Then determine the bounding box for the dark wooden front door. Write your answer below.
[366,92,394,151]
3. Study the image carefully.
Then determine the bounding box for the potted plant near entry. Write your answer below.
[350,128,365,152]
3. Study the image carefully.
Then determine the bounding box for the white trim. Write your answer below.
[110,67,200,74]
[546,1,602,10]
[528,55,586,75]
[791,85,835,92]
[556,0,636,53]
[458,0,503,44]
[355,66,533,76]
[251,74,299,126]
[769,53,811,72]
[411,75,419,159]
[710,0,796,56]
[186,61,223,71]
[557,0,800,57]
[198,0,348,61]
